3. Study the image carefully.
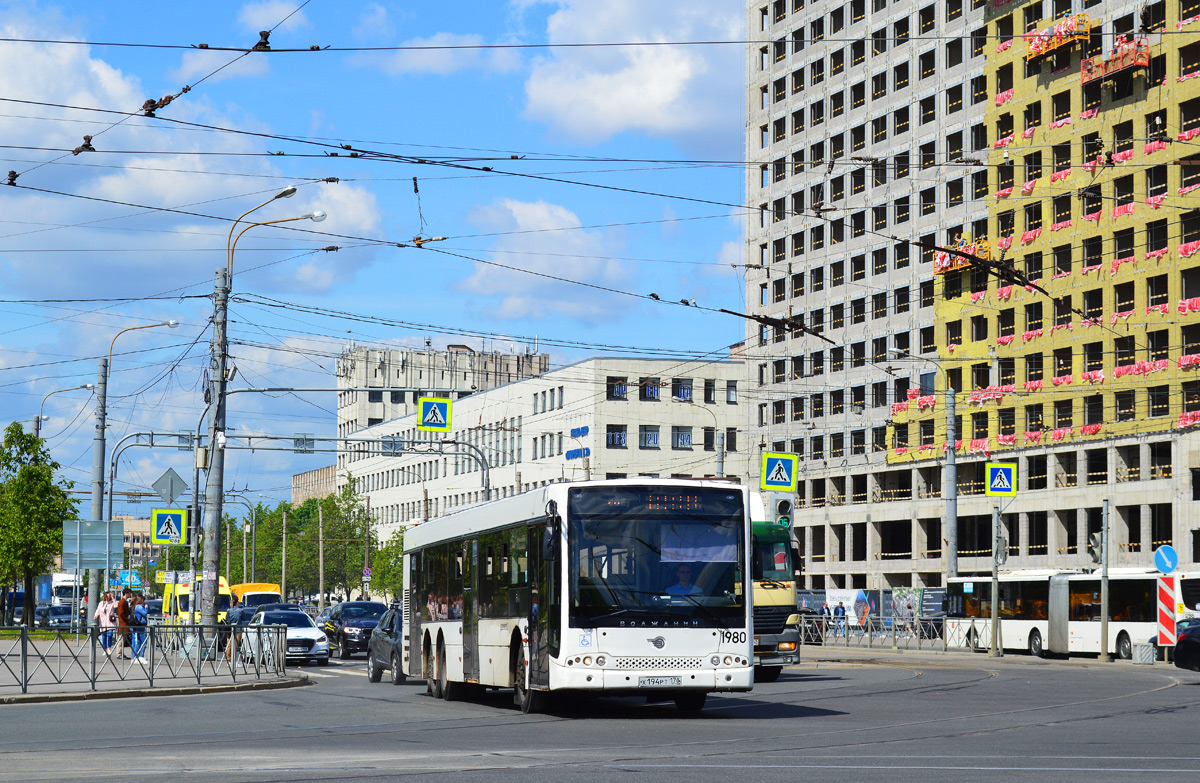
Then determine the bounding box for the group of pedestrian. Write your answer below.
[93,588,149,662]
[821,601,848,637]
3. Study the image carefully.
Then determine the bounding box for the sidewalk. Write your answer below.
[1,669,308,705]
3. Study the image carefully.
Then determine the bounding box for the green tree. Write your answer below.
[0,422,78,620]
[370,529,405,602]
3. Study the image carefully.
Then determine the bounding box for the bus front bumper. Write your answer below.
[554,664,753,692]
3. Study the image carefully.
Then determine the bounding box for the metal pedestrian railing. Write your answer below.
[0,625,288,695]
[798,615,995,653]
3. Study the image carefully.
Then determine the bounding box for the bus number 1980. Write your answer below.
[720,630,747,644]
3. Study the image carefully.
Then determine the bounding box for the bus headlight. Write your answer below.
[711,656,720,666]
[596,656,606,666]
[583,656,592,666]
[723,656,732,665]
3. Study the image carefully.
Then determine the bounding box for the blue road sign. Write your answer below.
[760,452,799,492]
[1155,544,1178,575]
[151,508,187,546]
[417,397,452,432]
[985,462,1017,497]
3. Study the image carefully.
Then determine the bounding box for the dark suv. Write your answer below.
[366,608,407,685]
[321,602,387,659]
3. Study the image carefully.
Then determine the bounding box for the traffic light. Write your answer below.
[1087,532,1102,563]
[995,536,1008,566]
[775,496,793,527]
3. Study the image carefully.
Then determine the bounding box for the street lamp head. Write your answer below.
[275,186,298,200]
[303,210,327,223]
[167,320,179,329]
[81,383,95,390]
[888,348,911,358]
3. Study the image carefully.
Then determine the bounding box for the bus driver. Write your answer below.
[665,564,704,596]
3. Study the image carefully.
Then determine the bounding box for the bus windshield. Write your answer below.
[567,486,745,628]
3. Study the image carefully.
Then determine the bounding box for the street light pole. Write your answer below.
[890,350,957,579]
[671,396,724,478]
[87,320,177,628]
[35,384,93,439]
[200,187,324,625]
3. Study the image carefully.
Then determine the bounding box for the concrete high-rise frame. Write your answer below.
[745,0,989,589]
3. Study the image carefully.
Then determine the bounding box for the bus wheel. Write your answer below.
[1028,629,1043,658]
[515,644,544,714]
[425,637,441,699]
[1116,632,1132,660]
[437,641,459,701]
[754,665,782,683]
[674,692,707,712]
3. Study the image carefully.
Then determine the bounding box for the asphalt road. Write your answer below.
[2,651,1198,782]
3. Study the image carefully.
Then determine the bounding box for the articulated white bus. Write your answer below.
[947,568,1200,658]
[401,479,754,713]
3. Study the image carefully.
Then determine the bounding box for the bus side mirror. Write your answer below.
[543,500,561,561]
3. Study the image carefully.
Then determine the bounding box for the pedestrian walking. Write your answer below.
[131,596,149,663]
[113,588,133,659]
[833,601,846,637]
[93,592,117,652]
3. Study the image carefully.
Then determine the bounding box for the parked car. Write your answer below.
[321,601,387,659]
[312,605,333,628]
[241,610,329,666]
[1173,624,1200,672]
[1153,618,1200,662]
[366,608,407,685]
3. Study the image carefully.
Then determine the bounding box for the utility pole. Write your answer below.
[86,357,108,629]
[200,268,230,625]
[250,504,257,582]
[225,517,230,583]
[281,509,288,601]
[716,430,725,478]
[945,385,958,579]
[318,503,326,611]
[1100,499,1111,662]
[242,520,247,582]
[362,497,371,601]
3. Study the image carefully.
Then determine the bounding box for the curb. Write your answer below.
[0,673,309,705]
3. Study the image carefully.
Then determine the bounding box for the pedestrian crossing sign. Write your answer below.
[417,397,452,432]
[985,462,1017,497]
[760,452,799,492]
[151,508,187,545]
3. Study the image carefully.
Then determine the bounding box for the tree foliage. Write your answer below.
[0,422,78,619]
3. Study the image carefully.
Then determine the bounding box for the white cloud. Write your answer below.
[171,49,270,84]
[459,198,632,322]
[522,1,744,152]
[360,32,520,76]
[353,4,394,40]
[238,1,310,32]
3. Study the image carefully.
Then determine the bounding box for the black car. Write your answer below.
[321,601,387,659]
[1173,623,1200,672]
[366,609,407,685]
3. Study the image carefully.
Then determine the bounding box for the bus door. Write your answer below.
[527,522,559,688]
[1047,574,1070,654]
[463,539,479,682]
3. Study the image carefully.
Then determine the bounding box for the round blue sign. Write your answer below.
[1154,544,1178,575]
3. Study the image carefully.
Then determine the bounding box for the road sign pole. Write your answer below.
[989,505,1000,658]
[87,356,108,630]
[1100,498,1110,663]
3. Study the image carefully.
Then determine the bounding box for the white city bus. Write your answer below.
[401,479,754,713]
[947,568,1200,658]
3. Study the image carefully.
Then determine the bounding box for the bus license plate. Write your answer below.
[638,676,682,687]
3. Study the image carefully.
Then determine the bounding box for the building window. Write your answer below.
[671,378,693,402]
[607,377,628,400]
[606,425,627,448]
[672,426,693,450]
[726,381,738,404]
[639,377,661,401]
[639,425,660,449]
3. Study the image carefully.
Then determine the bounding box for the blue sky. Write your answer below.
[0,1,750,519]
